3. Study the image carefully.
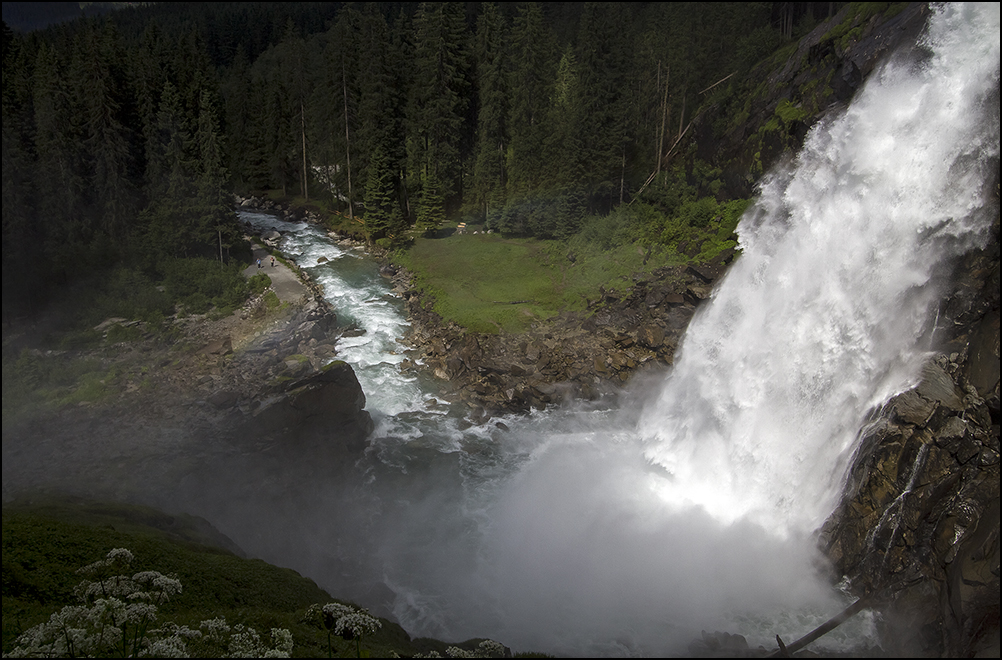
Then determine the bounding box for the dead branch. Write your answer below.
[699,71,736,95]
[767,595,875,658]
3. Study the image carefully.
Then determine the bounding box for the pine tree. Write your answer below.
[502,2,557,234]
[2,21,46,313]
[363,144,405,242]
[71,20,139,243]
[33,42,85,252]
[573,1,636,215]
[407,2,471,210]
[414,168,446,236]
[471,2,508,229]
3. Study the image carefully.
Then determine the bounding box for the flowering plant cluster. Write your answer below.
[304,602,382,658]
[4,548,294,659]
[409,639,508,658]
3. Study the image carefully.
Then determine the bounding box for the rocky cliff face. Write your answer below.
[818,223,1000,657]
[703,3,932,200]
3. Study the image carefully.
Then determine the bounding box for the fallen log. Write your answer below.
[768,595,874,657]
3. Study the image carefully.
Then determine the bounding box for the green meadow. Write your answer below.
[394,230,684,334]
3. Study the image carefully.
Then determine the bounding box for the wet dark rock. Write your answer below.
[246,360,373,452]
[819,226,1000,658]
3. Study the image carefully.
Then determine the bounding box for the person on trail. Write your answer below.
[257,258,262,268]
[271,256,275,267]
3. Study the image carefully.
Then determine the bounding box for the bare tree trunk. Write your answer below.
[342,61,353,219]
[301,99,308,202]
[657,63,669,178]
[620,146,626,204]
[678,89,686,143]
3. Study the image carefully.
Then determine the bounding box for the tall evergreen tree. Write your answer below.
[2,22,46,313]
[71,20,139,243]
[320,8,362,216]
[573,1,636,215]
[415,167,446,236]
[471,2,507,229]
[33,42,85,252]
[363,144,405,242]
[407,1,471,217]
[501,2,556,234]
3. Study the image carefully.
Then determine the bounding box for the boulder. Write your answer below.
[248,360,373,451]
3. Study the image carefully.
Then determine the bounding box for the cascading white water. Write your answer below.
[638,1,1000,534]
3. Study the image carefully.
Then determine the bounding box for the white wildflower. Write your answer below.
[270,628,294,655]
[334,610,382,638]
[199,616,232,642]
[140,634,190,658]
[77,547,134,575]
[443,640,506,658]
[224,623,264,658]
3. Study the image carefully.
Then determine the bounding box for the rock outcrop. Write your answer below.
[386,249,737,419]
[818,225,1000,657]
[237,360,373,452]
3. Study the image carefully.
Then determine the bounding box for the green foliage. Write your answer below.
[263,290,281,311]
[415,169,447,236]
[105,323,144,344]
[395,229,679,333]
[162,258,250,316]
[248,272,272,295]
[1,349,123,416]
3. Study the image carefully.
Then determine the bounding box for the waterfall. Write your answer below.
[637,2,999,534]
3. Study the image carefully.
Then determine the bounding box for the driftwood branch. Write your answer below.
[767,595,875,658]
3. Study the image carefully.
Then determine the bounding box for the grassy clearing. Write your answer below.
[394,232,682,333]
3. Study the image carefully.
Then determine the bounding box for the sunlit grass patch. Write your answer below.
[397,233,683,332]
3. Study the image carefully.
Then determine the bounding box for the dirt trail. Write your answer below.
[243,241,309,305]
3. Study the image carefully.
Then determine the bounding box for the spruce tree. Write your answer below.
[363,144,405,242]
[415,167,446,236]
[502,2,556,234]
[407,1,471,210]
[471,2,508,229]
[71,21,138,243]
[573,1,636,215]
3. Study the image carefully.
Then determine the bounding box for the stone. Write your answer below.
[207,389,239,409]
[201,336,232,356]
[916,362,965,411]
[892,390,936,426]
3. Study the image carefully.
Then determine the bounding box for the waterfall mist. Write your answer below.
[3,3,998,658]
